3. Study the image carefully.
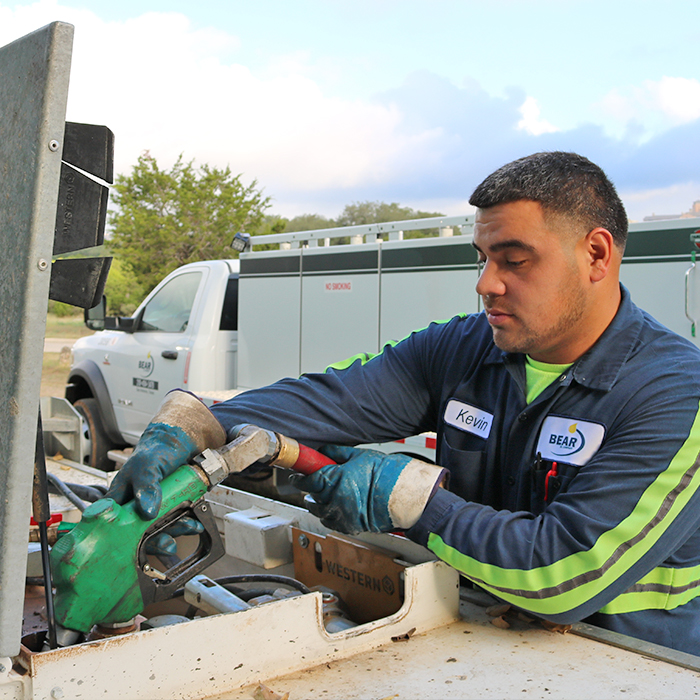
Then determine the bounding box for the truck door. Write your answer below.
[105,268,208,442]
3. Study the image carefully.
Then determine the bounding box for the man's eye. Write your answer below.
[507,259,526,268]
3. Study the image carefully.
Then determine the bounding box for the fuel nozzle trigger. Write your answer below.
[136,497,225,608]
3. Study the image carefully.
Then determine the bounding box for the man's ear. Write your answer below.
[585,228,616,282]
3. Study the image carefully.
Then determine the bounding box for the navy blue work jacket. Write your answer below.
[211,286,700,654]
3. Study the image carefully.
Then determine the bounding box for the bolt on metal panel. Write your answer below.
[0,21,74,657]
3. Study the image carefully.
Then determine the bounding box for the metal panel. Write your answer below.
[380,268,481,344]
[219,599,700,699]
[299,244,380,374]
[19,559,459,699]
[620,260,697,345]
[620,219,700,348]
[0,22,73,656]
[237,250,301,388]
[380,236,480,346]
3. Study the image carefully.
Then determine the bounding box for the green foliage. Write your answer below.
[247,215,291,253]
[47,300,81,317]
[254,203,444,249]
[283,213,335,232]
[335,201,444,239]
[249,213,336,249]
[109,152,270,292]
[335,201,421,226]
[104,257,147,316]
[259,215,288,234]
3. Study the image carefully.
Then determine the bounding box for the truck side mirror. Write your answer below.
[85,296,139,333]
[84,296,106,331]
[116,316,136,332]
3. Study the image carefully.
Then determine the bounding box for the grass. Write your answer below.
[41,352,72,398]
[45,313,94,339]
[42,313,94,397]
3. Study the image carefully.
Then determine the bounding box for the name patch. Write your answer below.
[536,416,605,466]
[444,400,493,439]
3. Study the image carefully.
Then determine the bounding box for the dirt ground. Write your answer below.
[41,349,72,398]
[42,313,92,398]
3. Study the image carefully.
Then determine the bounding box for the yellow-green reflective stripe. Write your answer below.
[599,587,700,614]
[634,563,700,588]
[427,403,700,615]
[327,349,389,372]
[325,315,467,372]
[599,564,700,614]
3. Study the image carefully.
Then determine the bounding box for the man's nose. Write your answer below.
[475,260,506,298]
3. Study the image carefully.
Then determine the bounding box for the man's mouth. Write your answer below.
[484,307,513,325]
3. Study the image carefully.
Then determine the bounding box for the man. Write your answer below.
[109,152,700,654]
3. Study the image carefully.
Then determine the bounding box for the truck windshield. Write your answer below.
[139,271,203,332]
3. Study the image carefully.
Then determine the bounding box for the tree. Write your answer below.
[244,200,447,250]
[283,213,335,232]
[103,257,147,316]
[258,215,288,235]
[253,213,335,238]
[334,201,444,241]
[109,152,270,292]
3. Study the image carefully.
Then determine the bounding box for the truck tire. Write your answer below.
[74,398,116,472]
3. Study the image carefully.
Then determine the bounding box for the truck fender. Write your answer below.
[65,359,123,445]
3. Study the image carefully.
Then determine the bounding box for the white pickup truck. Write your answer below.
[66,214,700,470]
[67,258,240,469]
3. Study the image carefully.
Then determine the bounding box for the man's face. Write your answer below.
[473,200,590,364]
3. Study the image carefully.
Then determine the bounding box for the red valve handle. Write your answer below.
[290,443,337,475]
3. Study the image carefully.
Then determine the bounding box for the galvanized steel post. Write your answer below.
[0,21,73,657]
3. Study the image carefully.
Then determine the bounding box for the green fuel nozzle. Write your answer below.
[49,424,335,638]
[50,463,211,634]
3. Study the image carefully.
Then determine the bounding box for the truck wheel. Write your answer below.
[74,398,116,472]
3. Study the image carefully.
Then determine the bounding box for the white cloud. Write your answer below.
[596,89,637,125]
[3,3,698,220]
[0,2,430,200]
[621,182,700,223]
[597,77,700,139]
[647,76,700,124]
[517,96,558,136]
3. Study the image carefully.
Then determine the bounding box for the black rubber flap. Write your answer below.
[49,257,112,308]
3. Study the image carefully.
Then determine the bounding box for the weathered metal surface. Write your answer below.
[8,484,700,699]
[292,527,407,623]
[219,597,700,700]
[16,559,459,699]
[40,397,83,464]
[0,21,73,658]
[0,658,26,700]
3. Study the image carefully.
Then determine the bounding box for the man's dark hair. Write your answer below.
[469,152,628,250]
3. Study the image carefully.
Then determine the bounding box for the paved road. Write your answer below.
[44,337,76,353]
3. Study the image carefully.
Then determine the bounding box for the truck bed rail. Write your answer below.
[250,214,476,249]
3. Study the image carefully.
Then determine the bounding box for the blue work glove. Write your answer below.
[107,390,226,520]
[291,445,447,535]
[145,516,205,559]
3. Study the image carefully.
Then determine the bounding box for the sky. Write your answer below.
[2,0,700,222]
